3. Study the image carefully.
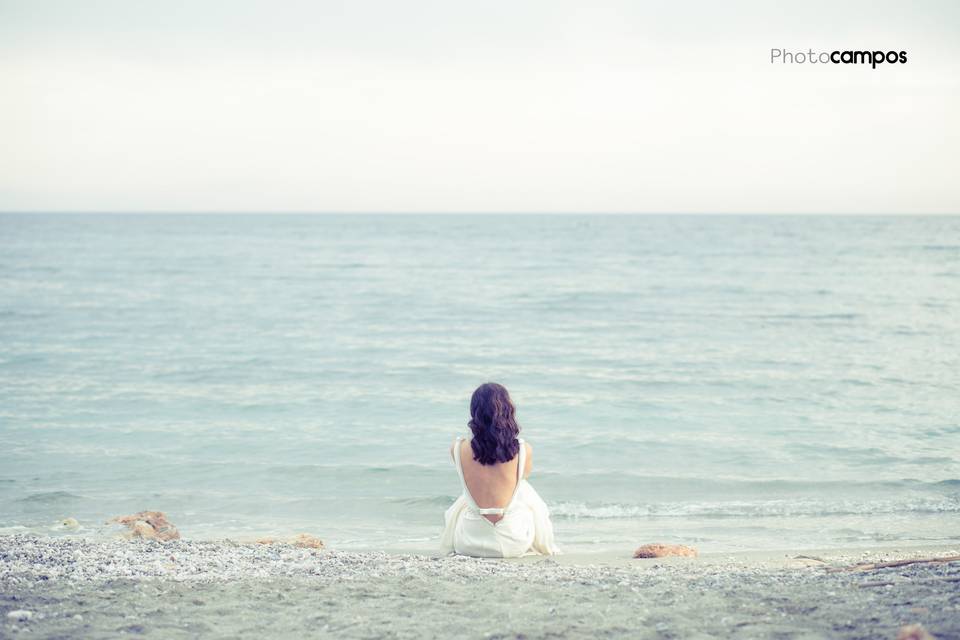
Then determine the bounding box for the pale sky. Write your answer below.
[1,0,958,213]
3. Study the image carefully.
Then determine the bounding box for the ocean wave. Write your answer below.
[385,489,960,519]
[389,495,458,507]
[16,491,86,504]
[534,472,960,491]
[549,496,960,519]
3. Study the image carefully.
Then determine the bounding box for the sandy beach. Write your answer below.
[2,535,958,639]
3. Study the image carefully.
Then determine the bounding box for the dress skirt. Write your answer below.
[441,480,560,558]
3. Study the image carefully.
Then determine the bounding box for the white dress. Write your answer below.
[441,436,560,558]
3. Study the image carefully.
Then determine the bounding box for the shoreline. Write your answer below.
[2,535,958,638]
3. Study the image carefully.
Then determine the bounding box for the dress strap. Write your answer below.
[453,436,467,486]
[516,438,526,483]
[503,438,525,507]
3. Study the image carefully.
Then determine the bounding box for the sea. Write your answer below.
[1,213,958,554]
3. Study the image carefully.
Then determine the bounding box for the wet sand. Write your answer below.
[2,535,958,639]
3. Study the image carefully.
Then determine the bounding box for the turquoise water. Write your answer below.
[1,213,958,553]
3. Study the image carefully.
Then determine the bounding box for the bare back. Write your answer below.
[454,439,533,523]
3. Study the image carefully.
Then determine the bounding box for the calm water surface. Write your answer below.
[1,214,958,552]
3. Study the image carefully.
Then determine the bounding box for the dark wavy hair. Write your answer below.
[468,382,521,465]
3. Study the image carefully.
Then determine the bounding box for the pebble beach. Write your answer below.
[2,535,958,639]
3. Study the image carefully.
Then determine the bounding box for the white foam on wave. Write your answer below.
[550,495,960,519]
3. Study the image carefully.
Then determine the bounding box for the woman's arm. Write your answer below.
[523,442,533,479]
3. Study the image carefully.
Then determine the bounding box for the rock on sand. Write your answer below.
[6,610,33,622]
[255,534,325,549]
[897,624,937,640]
[109,511,180,541]
[633,543,699,558]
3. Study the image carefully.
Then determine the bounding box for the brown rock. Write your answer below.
[633,543,698,558]
[132,521,157,539]
[290,533,325,549]
[897,624,936,640]
[109,511,180,541]
[255,534,324,549]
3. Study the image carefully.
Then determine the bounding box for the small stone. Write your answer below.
[290,533,325,549]
[132,521,158,540]
[109,511,180,541]
[60,517,80,529]
[254,534,324,549]
[6,610,33,622]
[633,543,698,559]
[897,624,936,640]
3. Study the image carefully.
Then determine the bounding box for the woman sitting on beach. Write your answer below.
[441,383,559,558]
